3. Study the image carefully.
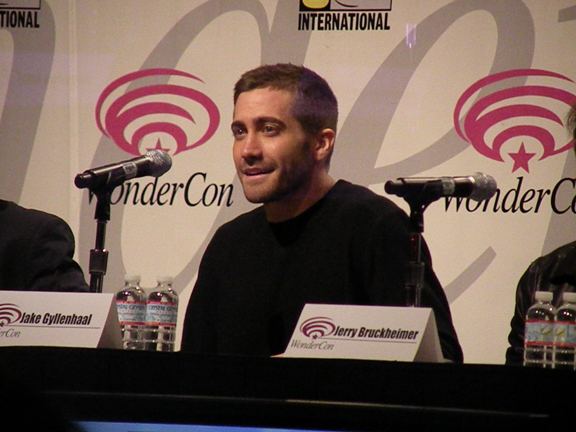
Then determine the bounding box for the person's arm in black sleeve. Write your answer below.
[181,233,221,354]
[364,206,464,363]
[26,212,89,292]
[506,263,538,366]
[420,252,464,363]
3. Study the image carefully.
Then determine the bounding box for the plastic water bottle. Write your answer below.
[523,291,556,368]
[553,292,576,370]
[115,274,147,350]
[145,276,178,351]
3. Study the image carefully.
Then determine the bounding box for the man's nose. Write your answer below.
[241,132,263,160]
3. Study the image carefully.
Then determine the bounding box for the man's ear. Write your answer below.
[313,128,336,163]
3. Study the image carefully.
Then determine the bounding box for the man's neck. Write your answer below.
[264,175,336,223]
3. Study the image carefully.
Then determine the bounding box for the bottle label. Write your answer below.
[555,322,576,347]
[525,320,555,345]
[146,302,177,326]
[116,301,146,325]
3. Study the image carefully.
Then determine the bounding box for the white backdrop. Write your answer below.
[1,0,575,364]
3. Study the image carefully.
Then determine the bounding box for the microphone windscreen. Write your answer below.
[146,150,172,177]
[470,172,497,202]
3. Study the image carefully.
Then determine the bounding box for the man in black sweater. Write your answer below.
[182,63,463,362]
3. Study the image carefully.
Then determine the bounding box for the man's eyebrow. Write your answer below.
[231,117,286,129]
[254,116,286,128]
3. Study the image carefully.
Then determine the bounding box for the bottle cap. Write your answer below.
[562,292,576,303]
[124,274,141,284]
[157,275,173,285]
[534,291,553,302]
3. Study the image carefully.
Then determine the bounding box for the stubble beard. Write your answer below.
[241,143,315,205]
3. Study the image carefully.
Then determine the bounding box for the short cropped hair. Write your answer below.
[233,63,338,136]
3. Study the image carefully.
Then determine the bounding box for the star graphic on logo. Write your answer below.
[509,143,536,173]
[147,138,171,154]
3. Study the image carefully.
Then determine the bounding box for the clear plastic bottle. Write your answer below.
[144,276,178,352]
[523,291,556,368]
[553,291,576,370]
[115,274,147,350]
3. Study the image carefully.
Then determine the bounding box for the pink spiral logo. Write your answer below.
[300,316,336,339]
[454,69,576,173]
[0,303,22,327]
[95,68,220,156]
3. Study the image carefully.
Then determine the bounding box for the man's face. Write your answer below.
[231,87,315,205]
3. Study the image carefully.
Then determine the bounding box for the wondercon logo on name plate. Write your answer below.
[0,303,22,327]
[95,68,221,157]
[300,316,337,339]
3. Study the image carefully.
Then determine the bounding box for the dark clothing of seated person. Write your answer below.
[506,241,576,365]
[506,103,576,366]
[183,180,463,362]
[0,199,89,292]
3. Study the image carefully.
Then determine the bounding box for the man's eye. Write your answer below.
[263,124,279,135]
[232,126,246,138]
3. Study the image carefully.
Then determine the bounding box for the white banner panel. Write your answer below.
[1,0,575,364]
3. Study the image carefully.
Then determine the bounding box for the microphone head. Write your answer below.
[74,172,91,189]
[469,172,497,202]
[145,150,172,177]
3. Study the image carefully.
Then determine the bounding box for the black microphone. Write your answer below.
[74,150,172,190]
[384,172,497,202]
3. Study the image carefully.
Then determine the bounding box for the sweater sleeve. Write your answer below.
[360,205,464,363]
[25,212,89,292]
[181,230,222,353]
[506,259,543,366]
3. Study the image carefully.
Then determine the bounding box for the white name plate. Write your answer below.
[282,304,444,362]
[0,291,122,349]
